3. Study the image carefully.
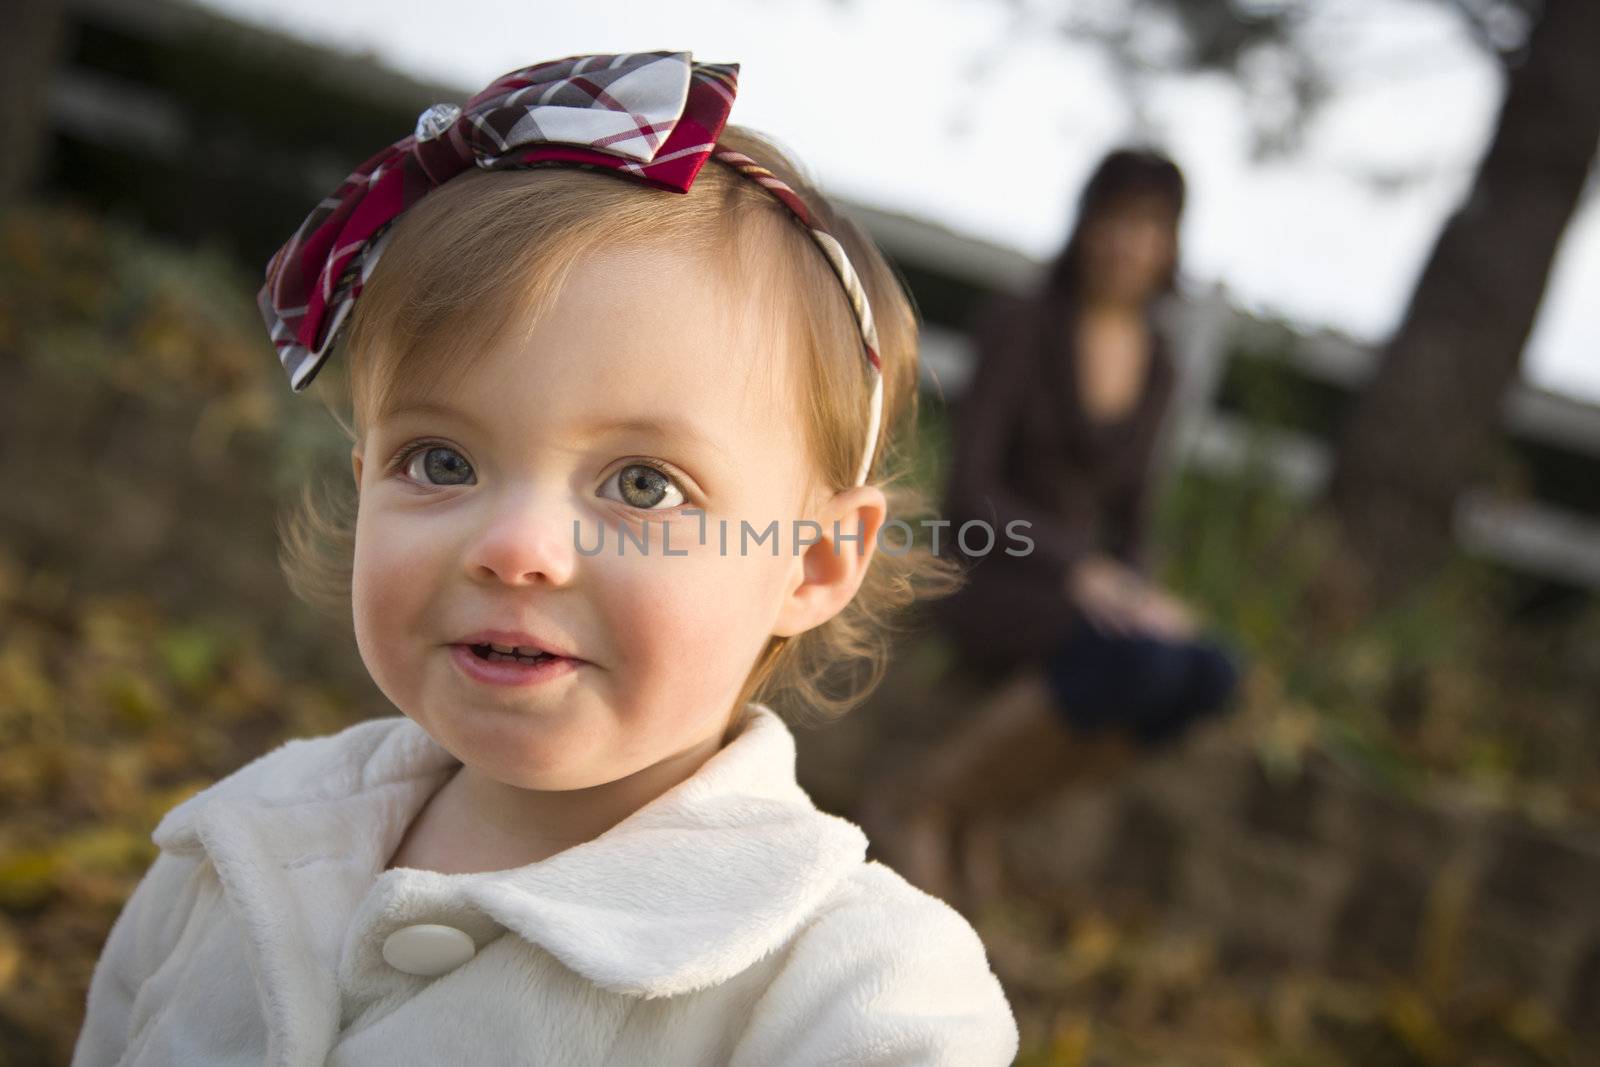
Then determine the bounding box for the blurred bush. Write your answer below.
[0,201,376,1065]
[1153,333,1600,825]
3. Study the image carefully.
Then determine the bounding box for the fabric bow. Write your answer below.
[259,51,739,391]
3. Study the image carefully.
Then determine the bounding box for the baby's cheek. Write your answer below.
[351,517,440,691]
[608,549,780,712]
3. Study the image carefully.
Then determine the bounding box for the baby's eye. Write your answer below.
[399,444,475,486]
[601,462,687,510]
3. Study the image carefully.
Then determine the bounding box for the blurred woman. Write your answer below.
[864,148,1245,907]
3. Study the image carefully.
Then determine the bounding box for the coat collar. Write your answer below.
[151,704,867,1062]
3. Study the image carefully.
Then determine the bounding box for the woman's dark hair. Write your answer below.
[1040,147,1186,303]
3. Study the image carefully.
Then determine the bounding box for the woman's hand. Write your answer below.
[1066,553,1198,640]
[1131,586,1199,639]
[1065,554,1144,636]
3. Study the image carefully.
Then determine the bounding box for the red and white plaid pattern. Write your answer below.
[258,50,885,486]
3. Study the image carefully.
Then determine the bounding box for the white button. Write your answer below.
[381,923,477,977]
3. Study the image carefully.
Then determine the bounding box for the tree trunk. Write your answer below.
[1326,0,1600,599]
[0,0,66,203]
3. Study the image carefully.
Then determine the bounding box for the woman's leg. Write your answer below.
[861,671,1055,900]
[860,668,1138,906]
[958,814,1008,917]
[873,627,1243,906]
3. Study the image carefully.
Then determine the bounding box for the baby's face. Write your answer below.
[349,244,860,791]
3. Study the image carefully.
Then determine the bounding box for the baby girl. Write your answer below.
[73,51,1018,1066]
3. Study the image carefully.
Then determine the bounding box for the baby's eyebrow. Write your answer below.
[378,403,730,462]
[378,399,484,429]
[585,416,731,462]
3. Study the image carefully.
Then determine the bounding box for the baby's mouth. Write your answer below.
[466,644,559,664]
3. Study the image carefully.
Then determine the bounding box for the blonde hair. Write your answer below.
[278,124,963,725]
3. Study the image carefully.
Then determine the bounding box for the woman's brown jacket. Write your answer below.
[930,289,1176,675]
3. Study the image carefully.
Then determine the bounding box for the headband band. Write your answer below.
[258,50,883,487]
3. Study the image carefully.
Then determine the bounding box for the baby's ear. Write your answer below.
[351,445,364,491]
[772,485,888,638]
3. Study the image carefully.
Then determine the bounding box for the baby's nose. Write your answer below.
[464,494,580,587]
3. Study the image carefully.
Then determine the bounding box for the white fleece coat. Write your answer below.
[72,703,1019,1066]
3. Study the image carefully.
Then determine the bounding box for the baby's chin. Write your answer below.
[413,704,604,778]
[433,704,711,791]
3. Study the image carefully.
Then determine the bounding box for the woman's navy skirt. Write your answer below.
[1042,621,1245,748]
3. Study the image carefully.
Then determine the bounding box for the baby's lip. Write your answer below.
[452,629,583,662]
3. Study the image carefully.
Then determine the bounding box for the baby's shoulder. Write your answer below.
[807,858,997,963]
[730,859,1018,1065]
[152,716,411,848]
[219,716,401,793]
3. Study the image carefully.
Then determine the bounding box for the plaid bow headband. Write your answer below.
[259,50,884,487]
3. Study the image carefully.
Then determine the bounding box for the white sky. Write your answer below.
[198,0,1600,404]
